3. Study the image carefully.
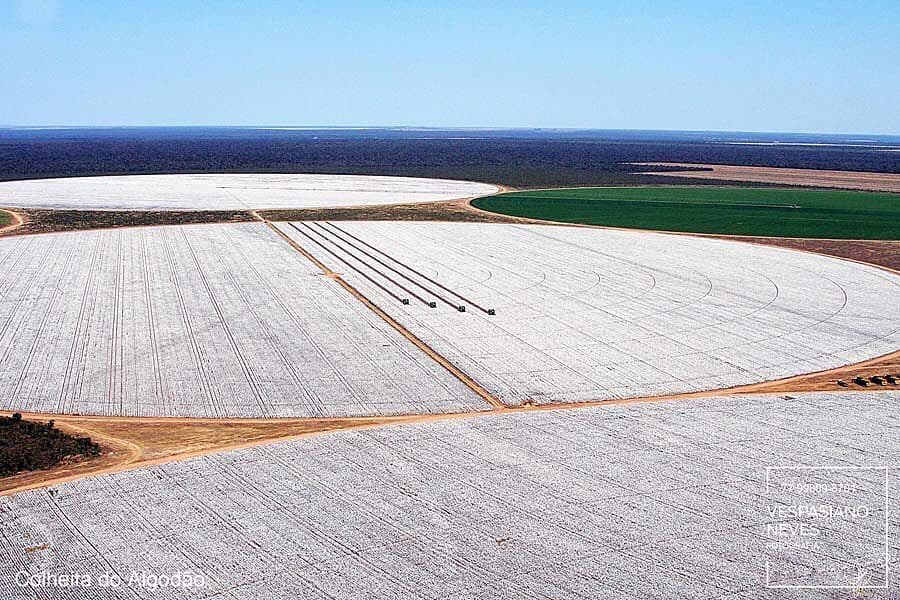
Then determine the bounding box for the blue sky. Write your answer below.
[2,0,898,133]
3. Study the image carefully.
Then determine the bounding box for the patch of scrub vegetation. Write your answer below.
[0,210,10,227]
[3,208,255,237]
[0,413,101,478]
[473,187,900,239]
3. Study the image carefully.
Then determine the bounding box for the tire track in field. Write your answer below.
[212,230,326,416]
[161,228,222,418]
[0,237,63,410]
[105,476,220,589]
[56,233,104,414]
[43,490,139,599]
[0,239,41,377]
[146,468,261,584]
[69,234,116,415]
[267,242,388,415]
[8,235,77,411]
[246,448,442,594]
[139,231,168,415]
[207,452,424,597]
[179,228,269,417]
[223,229,334,416]
[105,230,125,414]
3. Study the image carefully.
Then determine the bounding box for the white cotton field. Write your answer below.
[2,391,897,598]
[277,221,900,405]
[0,174,500,211]
[4,219,899,418]
[0,224,487,417]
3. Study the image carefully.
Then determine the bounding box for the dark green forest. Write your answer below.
[0,414,101,478]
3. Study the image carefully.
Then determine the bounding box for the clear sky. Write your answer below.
[2,0,898,134]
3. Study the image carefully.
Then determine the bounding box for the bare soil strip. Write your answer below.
[6,356,900,495]
[720,237,900,273]
[256,197,529,224]
[739,350,900,393]
[632,162,900,193]
[0,193,520,238]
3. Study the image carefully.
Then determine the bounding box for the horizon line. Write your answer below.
[1,125,899,139]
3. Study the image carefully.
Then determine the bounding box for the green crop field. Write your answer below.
[0,211,10,227]
[472,187,900,239]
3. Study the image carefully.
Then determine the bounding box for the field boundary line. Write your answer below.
[0,411,500,497]
[264,220,505,409]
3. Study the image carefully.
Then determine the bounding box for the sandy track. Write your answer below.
[0,413,400,496]
[632,162,900,192]
[0,208,24,235]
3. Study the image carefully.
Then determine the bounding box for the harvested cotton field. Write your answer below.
[276,221,900,405]
[0,224,487,418]
[0,174,499,211]
[2,392,896,597]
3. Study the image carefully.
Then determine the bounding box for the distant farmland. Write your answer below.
[473,187,900,239]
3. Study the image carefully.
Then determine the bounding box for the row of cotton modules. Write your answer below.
[278,221,496,314]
